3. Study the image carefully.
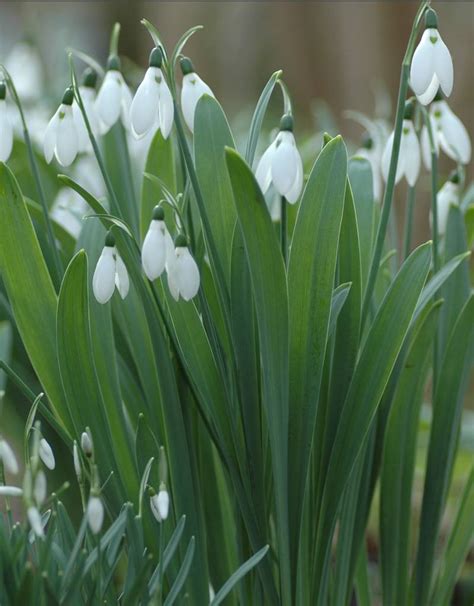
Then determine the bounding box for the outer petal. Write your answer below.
[285,148,304,204]
[119,76,133,131]
[165,237,180,301]
[436,181,458,235]
[142,220,167,280]
[0,439,19,475]
[381,131,403,185]
[420,122,440,171]
[0,101,13,162]
[255,140,277,194]
[403,122,421,186]
[39,438,56,470]
[55,107,78,167]
[271,132,298,197]
[87,496,104,534]
[92,247,116,304]
[115,252,130,299]
[158,81,174,139]
[439,102,471,164]
[27,506,45,538]
[433,32,454,97]
[410,29,435,97]
[130,68,159,138]
[181,73,214,132]
[73,101,89,153]
[95,71,122,130]
[43,109,60,164]
[175,248,200,301]
[417,73,439,106]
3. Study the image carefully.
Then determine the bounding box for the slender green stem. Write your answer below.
[361,0,429,330]
[280,196,287,265]
[403,185,416,260]
[1,66,63,288]
[158,521,165,605]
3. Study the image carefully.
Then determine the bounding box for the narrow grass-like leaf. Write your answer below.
[163,537,195,606]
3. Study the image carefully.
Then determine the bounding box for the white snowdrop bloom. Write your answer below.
[27,506,45,538]
[142,206,168,280]
[180,57,214,133]
[0,438,19,475]
[73,68,102,153]
[73,441,82,481]
[131,47,173,140]
[5,43,44,102]
[431,175,459,236]
[356,135,383,202]
[95,56,132,133]
[256,114,303,204]
[157,488,169,521]
[410,9,453,106]
[39,438,55,471]
[150,494,162,523]
[421,98,471,169]
[92,232,130,304]
[34,470,47,506]
[44,88,78,167]
[81,431,93,457]
[0,486,23,497]
[382,104,420,187]
[167,235,200,302]
[0,83,14,162]
[87,495,104,534]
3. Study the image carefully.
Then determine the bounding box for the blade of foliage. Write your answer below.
[163,537,195,606]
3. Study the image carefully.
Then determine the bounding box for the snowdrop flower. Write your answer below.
[92,232,130,304]
[39,438,55,470]
[150,493,162,523]
[0,82,14,162]
[34,470,47,506]
[44,87,78,167]
[131,47,173,139]
[410,8,453,106]
[157,486,169,521]
[180,57,214,133]
[0,486,23,497]
[0,438,19,475]
[382,102,420,187]
[356,134,383,202]
[27,506,44,538]
[81,430,94,457]
[142,206,168,280]
[95,55,132,133]
[256,114,304,204]
[73,441,82,481]
[73,68,102,153]
[421,94,471,169]
[431,172,460,236]
[166,235,200,302]
[87,495,104,534]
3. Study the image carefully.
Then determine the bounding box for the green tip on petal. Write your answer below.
[279,114,294,132]
[61,87,75,106]
[448,170,460,185]
[403,99,415,121]
[361,133,374,150]
[433,88,443,102]
[107,54,121,71]
[147,485,156,497]
[425,8,438,30]
[152,205,165,221]
[0,81,6,100]
[82,67,98,89]
[180,57,194,76]
[149,47,163,68]
[174,234,187,248]
[105,231,116,247]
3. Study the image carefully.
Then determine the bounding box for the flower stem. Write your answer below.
[158,522,165,605]
[403,185,416,260]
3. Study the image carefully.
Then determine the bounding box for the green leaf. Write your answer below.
[163,537,195,606]
[171,26,203,67]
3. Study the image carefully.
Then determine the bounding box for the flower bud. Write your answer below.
[157,487,169,521]
[81,430,93,457]
[27,506,45,538]
[73,441,82,481]
[39,438,56,470]
[150,494,162,523]
[34,470,47,506]
[0,439,19,475]
[87,495,104,534]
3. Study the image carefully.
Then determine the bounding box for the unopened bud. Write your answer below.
[39,439,55,470]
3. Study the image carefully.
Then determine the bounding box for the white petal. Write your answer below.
[174,247,200,301]
[87,496,104,534]
[119,75,133,131]
[271,132,298,197]
[255,140,277,194]
[28,506,44,538]
[142,220,167,280]
[73,441,82,481]
[420,124,438,171]
[150,495,162,522]
[158,80,174,139]
[0,485,23,497]
[0,102,13,162]
[39,438,56,470]
[382,131,403,185]
[73,101,89,153]
[165,233,180,300]
[92,247,116,304]
[96,71,122,130]
[285,149,304,204]
[114,252,130,299]
[181,73,214,133]
[417,73,439,106]
[439,102,471,164]
[157,489,169,520]
[43,109,60,164]
[433,32,453,97]
[402,122,421,186]
[437,181,458,235]
[0,439,19,475]
[410,29,435,97]
[55,107,78,167]
[34,470,47,506]
[81,431,93,456]
[130,68,159,138]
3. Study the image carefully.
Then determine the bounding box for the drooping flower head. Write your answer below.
[256,113,304,204]
[95,55,132,133]
[166,234,200,302]
[410,8,453,106]
[92,231,130,304]
[131,47,174,140]
[142,205,168,281]
[431,170,460,236]
[355,133,383,202]
[382,100,420,187]
[87,494,104,534]
[73,67,102,153]
[44,87,78,167]
[38,438,55,471]
[0,81,14,163]
[180,56,214,133]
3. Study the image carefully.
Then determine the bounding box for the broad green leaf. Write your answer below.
[287,136,347,570]
[414,295,474,606]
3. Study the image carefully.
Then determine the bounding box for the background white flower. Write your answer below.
[43,87,78,167]
[180,57,214,133]
[95,56,132,133]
